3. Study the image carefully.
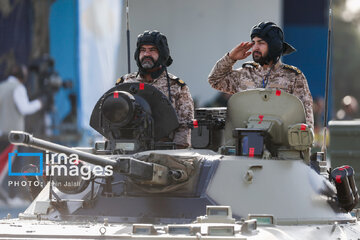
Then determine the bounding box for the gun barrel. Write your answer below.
[8,131,169,183]
[8,131,118,167]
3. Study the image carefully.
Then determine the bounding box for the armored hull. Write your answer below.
[0,87,359,239]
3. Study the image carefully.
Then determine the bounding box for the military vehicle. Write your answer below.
[0,83,359,239]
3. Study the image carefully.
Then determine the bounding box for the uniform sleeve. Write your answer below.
[292,73,314,128]
[13,84,42,115]
[208,54,251,94]
[173,84,194,148]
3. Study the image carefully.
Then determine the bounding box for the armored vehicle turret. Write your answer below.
[0,84,359,239]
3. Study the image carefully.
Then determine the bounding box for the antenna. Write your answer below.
[321,0,333,158]
[126,0,131,73]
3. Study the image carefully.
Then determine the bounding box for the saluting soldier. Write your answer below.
[116,30,194,148]
[208,22,314,128]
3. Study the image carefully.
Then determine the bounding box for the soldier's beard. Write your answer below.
[252,51,268,66]
[141,57,156,69]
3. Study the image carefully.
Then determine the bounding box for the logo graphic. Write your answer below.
[8,150,43,176]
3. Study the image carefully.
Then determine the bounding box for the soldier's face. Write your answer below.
[251,37,269,63]
[139,45,159,69]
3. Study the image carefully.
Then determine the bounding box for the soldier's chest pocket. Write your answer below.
[267,83,289,91]
[244,81,256,88]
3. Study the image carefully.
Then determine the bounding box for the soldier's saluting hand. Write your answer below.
[228,42,254,61]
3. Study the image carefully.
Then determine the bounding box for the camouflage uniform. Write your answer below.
[117,71,194,147]
[208,54,314,128]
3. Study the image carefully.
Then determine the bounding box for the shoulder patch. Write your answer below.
[172,78,186,87]
[115,76,125,85]
[242,61,259,69]
[283,64,302,75]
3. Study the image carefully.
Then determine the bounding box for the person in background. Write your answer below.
[0,65,43,135]
[0,64,44,202]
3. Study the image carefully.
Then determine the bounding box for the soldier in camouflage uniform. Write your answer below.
[116,30,194,148]
[208,22,314,128]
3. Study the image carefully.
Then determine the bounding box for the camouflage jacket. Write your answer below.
[208,54,314,128]
[116,71,194,147]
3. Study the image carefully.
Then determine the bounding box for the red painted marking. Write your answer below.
[276,90,281,96]
[139,83,145,90]
[300,124,306,131]
[113,92,119,98]
[343,165,350,169]
[0,144,15,178]
[339,168,345,171]
[258,115,264,124]
[335,175,342,183]
[193,120,198,128]
[249,148,255,157]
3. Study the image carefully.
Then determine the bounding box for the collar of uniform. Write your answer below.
[273,60,283,71]
[136,70,167,84]
[258,60,282,71]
